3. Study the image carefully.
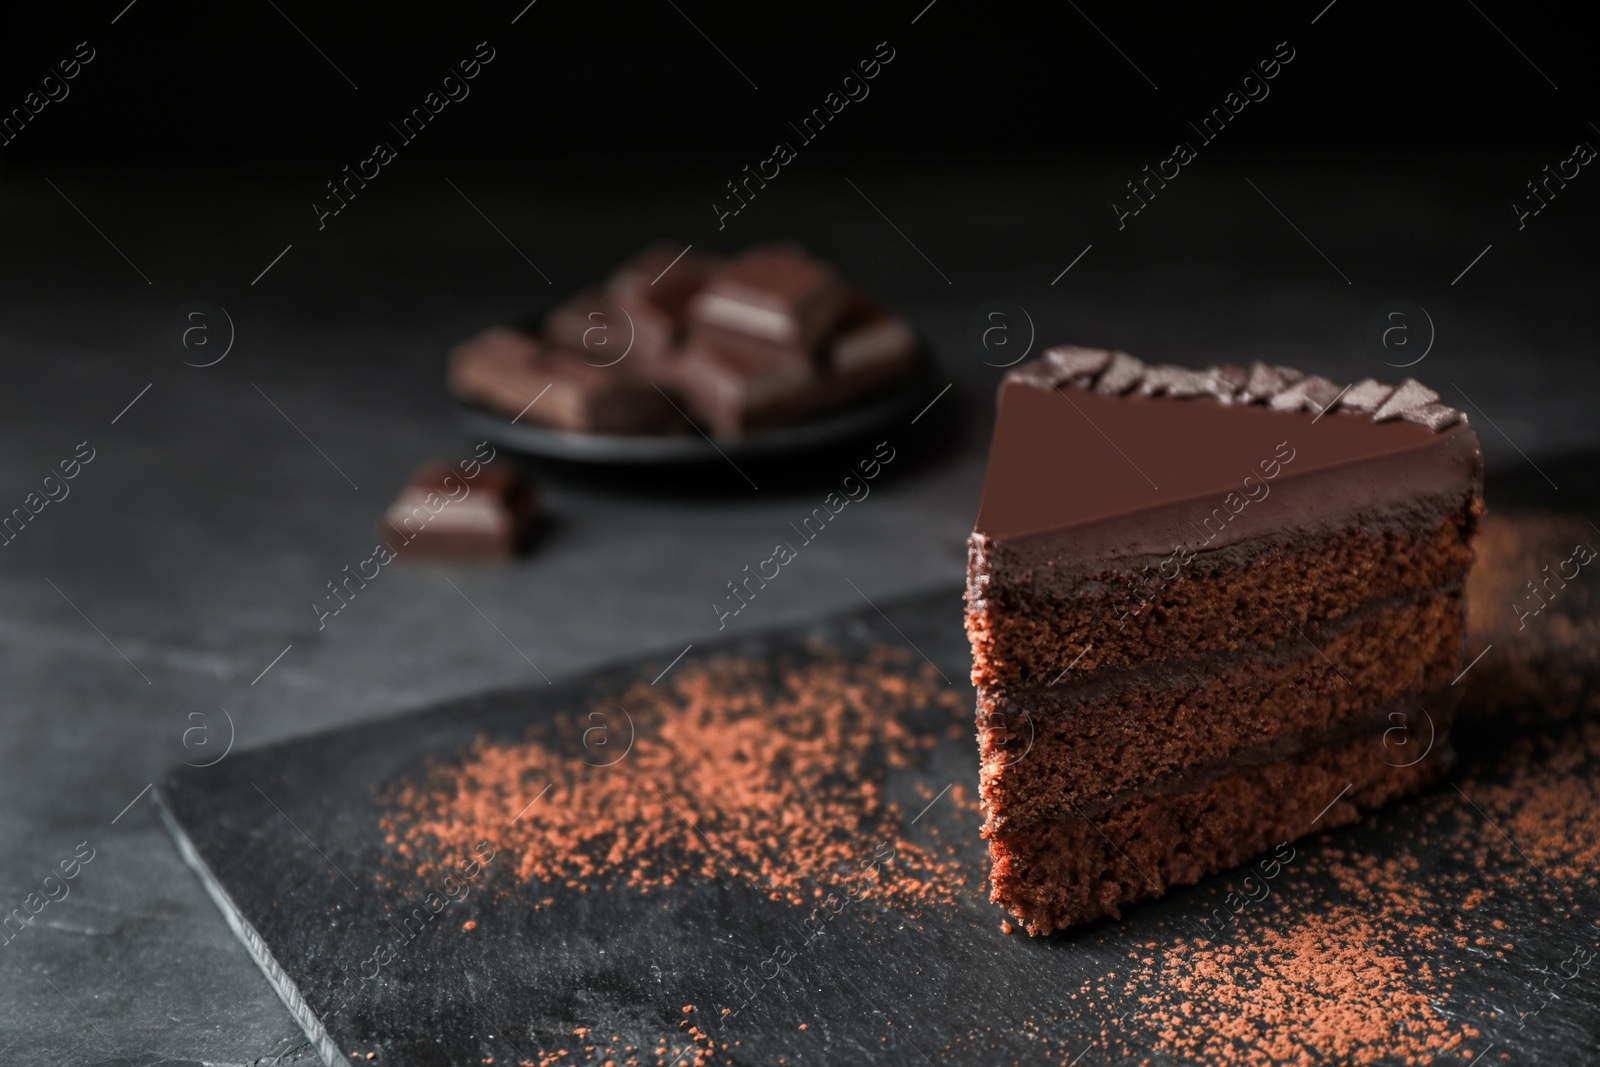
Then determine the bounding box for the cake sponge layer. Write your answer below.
[986,729,1450,935]
[978,588,1464,827]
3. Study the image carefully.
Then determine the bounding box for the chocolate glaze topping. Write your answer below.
[976,347,1480,546]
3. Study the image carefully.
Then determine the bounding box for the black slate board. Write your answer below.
[156,586,1600,1067]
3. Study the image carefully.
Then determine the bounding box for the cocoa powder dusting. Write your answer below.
[1132,911,1474,1065]
[383,647,978,914]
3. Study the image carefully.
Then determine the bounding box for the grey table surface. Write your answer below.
[0,158,1595,1065]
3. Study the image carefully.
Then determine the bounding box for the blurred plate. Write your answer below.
[454,356,939,465]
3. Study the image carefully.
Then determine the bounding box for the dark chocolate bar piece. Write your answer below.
[545,291,637,367]
[384,462,537,561]
[687,245,846,350]
[673,294,917,438]
[448,327,549,415]
[673,334,817,438]
[448,328,683,434]
[826,294,917,390]
[604,244,718,363]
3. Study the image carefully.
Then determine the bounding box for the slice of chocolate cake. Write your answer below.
[967,347,1483,934]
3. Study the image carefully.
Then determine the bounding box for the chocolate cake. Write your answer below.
[966,347,1484,934]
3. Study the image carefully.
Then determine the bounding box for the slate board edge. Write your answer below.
[154,758,400,1067]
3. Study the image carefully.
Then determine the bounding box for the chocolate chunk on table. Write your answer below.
[673,334,818,437]
[687,244,847,351]
[603,243,718,364]
[383,462,538,561]
[674,294,917,436]
[544,291,636,367]
[448,327,551,416]
[826,293,917,391]
[449,328,683,434]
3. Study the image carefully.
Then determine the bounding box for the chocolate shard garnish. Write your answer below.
[1338,378,1396,414]
[1204,364,1249,402]
[1268,374,1342,413]
[1093,351,1147,395]
[1241,361,1291,402]
[1374,378,1442,422]
[1402,402,1463,431]
[1043,345,1112,383]
[966,348,1482,934]
[1140,364,1214,398]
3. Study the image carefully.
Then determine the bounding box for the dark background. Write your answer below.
[2,2,1597,1065]
[4,0,1593,163]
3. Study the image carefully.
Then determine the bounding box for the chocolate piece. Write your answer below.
[674,295,915,437]
[1268,374,1342,413]
[447,327,550,416]
[1043,345,1112,384]
[1339,378,1396,414]
[1002,360,1057,391]
[1093,351,1146,395]
[1241,360,1291,402]
[384,462,537,561]
[684,322,815,371]
[1203,363,1249,402]
[1374,378,1442,422]
[687,245,847,350]
[545,291,636,367]
[1401,401,1462,431]
[826,294,917,389]
[1138,364,1212,398]
[605,244,717,363]
[673,335,816,438]
[448,329,682,434]
[967,349,1483,933]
